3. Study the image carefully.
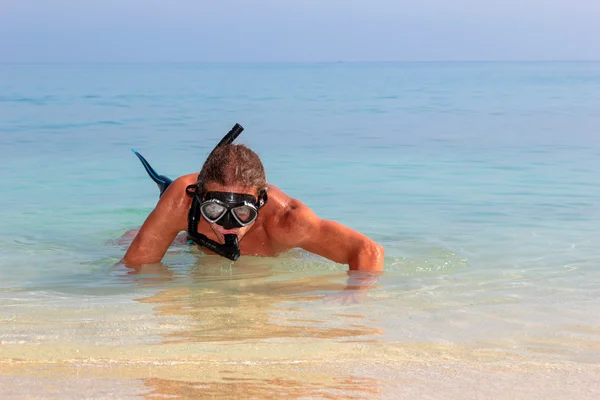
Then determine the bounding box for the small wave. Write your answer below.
[36,120,124,130]
[0,96,54,105]
[97,101,131,108]
[377,236,469,276]
[80,94,132,108]
[386,255,468,276]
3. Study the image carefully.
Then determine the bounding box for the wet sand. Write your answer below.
[2,341,599,399]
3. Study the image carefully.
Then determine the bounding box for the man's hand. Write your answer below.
[324,270,382,304]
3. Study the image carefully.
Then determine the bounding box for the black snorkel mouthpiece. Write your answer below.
[185,123,246,261]
[187,232,240,261]
[223,234,240,260]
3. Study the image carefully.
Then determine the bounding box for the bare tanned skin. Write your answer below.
[122,174,384,271]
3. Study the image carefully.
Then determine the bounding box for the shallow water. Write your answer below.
[1,62,600,399]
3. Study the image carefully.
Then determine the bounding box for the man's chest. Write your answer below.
[194,224,288,258]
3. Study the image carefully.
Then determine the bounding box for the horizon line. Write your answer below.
[1,59,599,65]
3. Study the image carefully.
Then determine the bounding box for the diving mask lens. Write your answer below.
[231,205,257,224]
[201,201,227,221]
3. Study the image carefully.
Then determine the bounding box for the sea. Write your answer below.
[1,62,600,399]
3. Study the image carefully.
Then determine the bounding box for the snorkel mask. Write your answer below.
[185,124,268,261]
[200,191,263,229]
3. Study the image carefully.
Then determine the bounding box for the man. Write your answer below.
[121,124,384,273]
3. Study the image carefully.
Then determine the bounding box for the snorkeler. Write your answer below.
[121,124,384,271]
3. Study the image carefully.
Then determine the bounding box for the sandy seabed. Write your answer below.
[2,270,599,399]
[1,339,599,400]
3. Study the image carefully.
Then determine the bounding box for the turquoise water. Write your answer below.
[1,62,600,398]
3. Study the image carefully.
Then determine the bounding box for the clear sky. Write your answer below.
[1,0,599,62]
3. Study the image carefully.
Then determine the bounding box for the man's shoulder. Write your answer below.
[263,185,306,220]
[262,185,317,242]
[155,174,196,215]
[175,173,200,187]
[163,174,198,196]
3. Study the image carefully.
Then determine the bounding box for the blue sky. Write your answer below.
[1,0,599,62]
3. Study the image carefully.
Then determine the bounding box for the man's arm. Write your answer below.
[280,200,384,271]
[121,178,189,266]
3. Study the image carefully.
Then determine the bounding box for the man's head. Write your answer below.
[199,143,267,194]
[198,144,268,241]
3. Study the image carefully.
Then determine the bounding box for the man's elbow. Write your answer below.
[370,242,385,270]
[350,240,385,271]
[120,254,140,268]
[120,247,153,268]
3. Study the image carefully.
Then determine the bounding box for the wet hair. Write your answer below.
[198,144,267,195]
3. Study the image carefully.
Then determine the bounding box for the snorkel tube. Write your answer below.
[211,123,244,156]
[185,123,245,261]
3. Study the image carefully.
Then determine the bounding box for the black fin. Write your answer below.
[131,149,173,197]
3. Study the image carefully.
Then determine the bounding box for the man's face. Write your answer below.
[202,181,259,243]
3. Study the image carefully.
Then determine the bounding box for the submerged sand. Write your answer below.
[1,342,599,399]
[2,270,599,399]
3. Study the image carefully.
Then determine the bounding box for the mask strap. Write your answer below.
[258,188,268,208]
[185,175,203,194]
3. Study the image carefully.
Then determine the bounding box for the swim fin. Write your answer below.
[131,149,173,197]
